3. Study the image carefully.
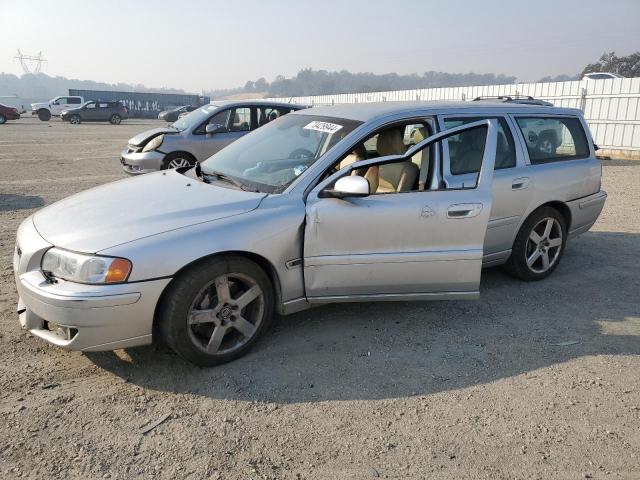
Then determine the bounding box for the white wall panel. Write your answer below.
[268,78,640,152]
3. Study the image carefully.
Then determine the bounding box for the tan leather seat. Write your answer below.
[338,145,379,193]
[376,129,406,156]
[410,126,428,168]
[369,128,419,193]
[376,162,419,192]
[339,144,366,169]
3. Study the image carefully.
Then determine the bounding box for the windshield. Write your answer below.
[171,104,220,131]
[201,114,362,193]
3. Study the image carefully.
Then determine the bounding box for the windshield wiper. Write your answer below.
[203,169,259,192]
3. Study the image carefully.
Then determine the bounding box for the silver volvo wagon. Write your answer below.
[14,100,607,366]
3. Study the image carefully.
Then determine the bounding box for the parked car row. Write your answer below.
[14,96,607,367]
[0,103,21,124]
[60,101,129,124]
[158,105,199,122]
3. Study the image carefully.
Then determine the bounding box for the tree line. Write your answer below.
[2,51,638,103]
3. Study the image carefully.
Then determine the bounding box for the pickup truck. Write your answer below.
[31,96,84,121]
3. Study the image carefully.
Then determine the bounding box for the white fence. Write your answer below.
[267,77,640,157]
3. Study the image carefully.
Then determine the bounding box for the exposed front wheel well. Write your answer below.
[152,251,283,341]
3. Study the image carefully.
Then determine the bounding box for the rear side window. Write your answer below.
[229,107,252,132]
[68,97,82,104]
[516,117,589,163]
[443,117,516,173]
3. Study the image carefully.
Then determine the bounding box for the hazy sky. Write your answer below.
[1,0,639,92]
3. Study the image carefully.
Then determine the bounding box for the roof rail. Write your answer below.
[472,95,553,106]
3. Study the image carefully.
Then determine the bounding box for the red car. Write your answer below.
[0,103,21,124]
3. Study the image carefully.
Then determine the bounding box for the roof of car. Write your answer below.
[208,100,307,109]
[292,101,582,122]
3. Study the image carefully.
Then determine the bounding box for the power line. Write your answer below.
[14,49,47,74]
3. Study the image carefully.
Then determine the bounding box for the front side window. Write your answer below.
[84,102,96,109]
[208,109,230,128]
[444,117,516,173]
[53,97,67,105]
[516,117,589,163]
[201,114,362,193]
[172,104,221,132]
[331,121,433,195]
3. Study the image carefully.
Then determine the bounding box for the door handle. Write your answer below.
[447,203,483,219]
[511,177,530,190]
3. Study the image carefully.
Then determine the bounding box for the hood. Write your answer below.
[128,127,178,146]
[33,170,267,252]
[30,102,49,109]
[61,107,81,114]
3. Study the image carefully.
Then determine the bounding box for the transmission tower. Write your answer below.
[14,49,47,74]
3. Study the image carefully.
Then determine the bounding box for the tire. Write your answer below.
[0,114,6,125]
[37,109,51,121]
[70,114,81,125]
[158,256,274,367]
[161,152,195,170]
[504,206,567,281]
[110,114,121,125]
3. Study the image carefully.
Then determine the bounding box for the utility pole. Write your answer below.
[14,49,47,74]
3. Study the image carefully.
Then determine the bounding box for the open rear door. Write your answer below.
[303,119,498,302]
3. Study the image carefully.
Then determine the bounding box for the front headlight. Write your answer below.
[41,248,132,284]
[142,134,164,153]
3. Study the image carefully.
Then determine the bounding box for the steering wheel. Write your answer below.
[289,148,314,160]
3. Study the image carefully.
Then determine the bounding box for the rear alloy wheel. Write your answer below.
[162,152,195,170]
[0,114,6,125]
[110,114,121,125]
[505,206,567,281]
[159,256,274,366]
[70,114,81,125]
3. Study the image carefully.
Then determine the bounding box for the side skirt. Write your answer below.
[307,290,479,304]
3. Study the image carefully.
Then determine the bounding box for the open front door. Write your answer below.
[303,119,498,303]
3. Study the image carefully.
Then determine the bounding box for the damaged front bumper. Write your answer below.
[121,148,165,175]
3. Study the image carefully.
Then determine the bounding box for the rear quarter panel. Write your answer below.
[510,112,603,239]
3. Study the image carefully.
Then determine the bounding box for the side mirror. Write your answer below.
[321,175,370,199]
[206,123,227,135]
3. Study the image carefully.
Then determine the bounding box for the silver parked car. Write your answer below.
[121,100,306,174]
[14,100,607,366]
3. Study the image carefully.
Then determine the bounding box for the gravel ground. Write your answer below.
[0,117,639,479]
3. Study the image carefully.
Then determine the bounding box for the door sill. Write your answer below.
[307,291,479,304]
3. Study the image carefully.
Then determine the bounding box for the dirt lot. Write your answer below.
[0,116,639,479]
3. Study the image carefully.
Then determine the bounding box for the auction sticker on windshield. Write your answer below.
[304,121,343,134]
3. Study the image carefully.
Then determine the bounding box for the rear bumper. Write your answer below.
[567,190,608,237]
[16,270,171,352]
[121,148,165,175]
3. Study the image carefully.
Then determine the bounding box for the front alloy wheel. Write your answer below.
[70,115,81,124]
[168,157,191,169]
[159,256,274,366]
[187,273,265,355]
